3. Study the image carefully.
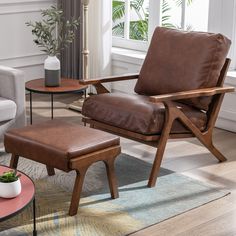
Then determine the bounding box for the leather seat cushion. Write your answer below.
[82,93,207,135]
[0,97,16,122]
[135,27,231,111]
[4,120,120,171]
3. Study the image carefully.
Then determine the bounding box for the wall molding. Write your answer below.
[0,0,55,81]
[219,110,236,121]
[0,53,46,68]
[0,0,55,15]
[0,53,45,61]
[216,117,236,132]
[0,0,54,5]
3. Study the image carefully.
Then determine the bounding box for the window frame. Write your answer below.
[112,0,194,51]
[112,0,162,51]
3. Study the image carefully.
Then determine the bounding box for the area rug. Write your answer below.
[0,152,230,236]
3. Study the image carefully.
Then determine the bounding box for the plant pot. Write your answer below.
[44,56,61,87]
[0,179,21,198]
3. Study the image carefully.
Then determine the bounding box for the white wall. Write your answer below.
[111,48,143,94]
[216,73,236,132]
[0,0,56,82]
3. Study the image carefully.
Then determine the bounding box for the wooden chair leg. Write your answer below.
[46,166,55,176]
[148,104,176,188]
[148,125,173,188]
[10,154,19,169]
[201,137,227,162]
[104,158,119,199]
[69,168,88,216]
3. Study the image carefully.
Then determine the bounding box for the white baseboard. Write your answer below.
[216,117,236,132]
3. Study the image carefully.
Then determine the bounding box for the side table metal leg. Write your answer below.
[33,198,37,236]
[30,92,33,125]
[51,94,54,120]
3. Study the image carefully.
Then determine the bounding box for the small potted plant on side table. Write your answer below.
[0,170,21,198]
[26,6,79,87]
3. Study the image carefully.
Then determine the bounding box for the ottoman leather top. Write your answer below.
[4,121,120,171]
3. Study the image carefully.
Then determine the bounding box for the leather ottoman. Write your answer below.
[4,120,121,216]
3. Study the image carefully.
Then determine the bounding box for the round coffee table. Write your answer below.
[0,165,37,235]
[26,78,88,124]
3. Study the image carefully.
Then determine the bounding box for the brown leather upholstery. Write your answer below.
[135,27,231,110]
[4,120,120,171]
[82,93,207,135]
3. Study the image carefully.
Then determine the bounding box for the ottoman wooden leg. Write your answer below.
[10,154,19,169]
[46,166,55,176]
[69,167,88,216]
[104,157,119,199]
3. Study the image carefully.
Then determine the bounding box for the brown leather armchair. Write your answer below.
[80,27,235,188]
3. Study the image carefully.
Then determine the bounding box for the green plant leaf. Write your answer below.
[112,22,125,37]
[112,1,125,22]
[26,5,80,55]
[0,170,20,183]
[175,0,194,7]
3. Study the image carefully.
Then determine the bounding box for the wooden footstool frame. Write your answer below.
[5,121,121,216]
[10,146,120,216]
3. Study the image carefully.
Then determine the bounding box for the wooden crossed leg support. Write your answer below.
[148,99,227,188]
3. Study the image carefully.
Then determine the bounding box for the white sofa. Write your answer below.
[0,66,26,141]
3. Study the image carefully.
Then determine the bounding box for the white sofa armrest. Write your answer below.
[0,66,26,128]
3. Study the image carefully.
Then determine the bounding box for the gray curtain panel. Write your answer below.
[59,0,82,79]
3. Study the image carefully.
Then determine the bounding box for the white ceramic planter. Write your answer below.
[0,179,21,198]
[44,56,61,87]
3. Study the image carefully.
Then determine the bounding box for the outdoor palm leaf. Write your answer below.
[175,0,194,6]
[130,20,148,40]
[112,1,125,22]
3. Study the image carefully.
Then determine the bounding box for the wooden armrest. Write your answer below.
[79,73,139,85]
[149,87,235,103]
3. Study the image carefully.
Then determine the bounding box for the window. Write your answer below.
[112,0,210,51]
[112,0,151,50]
[112,0,149,41]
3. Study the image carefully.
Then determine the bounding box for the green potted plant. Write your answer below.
[26,6,79,87]
[0,170,21,198]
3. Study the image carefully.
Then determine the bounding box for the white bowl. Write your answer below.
[0,179,21,198]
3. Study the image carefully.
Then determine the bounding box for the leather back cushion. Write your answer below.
[134,27,231,110]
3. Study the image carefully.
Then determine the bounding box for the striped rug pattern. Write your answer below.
[0,153,229,236]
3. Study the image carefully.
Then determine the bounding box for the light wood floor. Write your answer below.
[26,93,236,236]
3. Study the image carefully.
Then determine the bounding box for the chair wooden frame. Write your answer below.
[80,58,235,188]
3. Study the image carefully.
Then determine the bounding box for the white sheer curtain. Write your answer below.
[88,0,112,79]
